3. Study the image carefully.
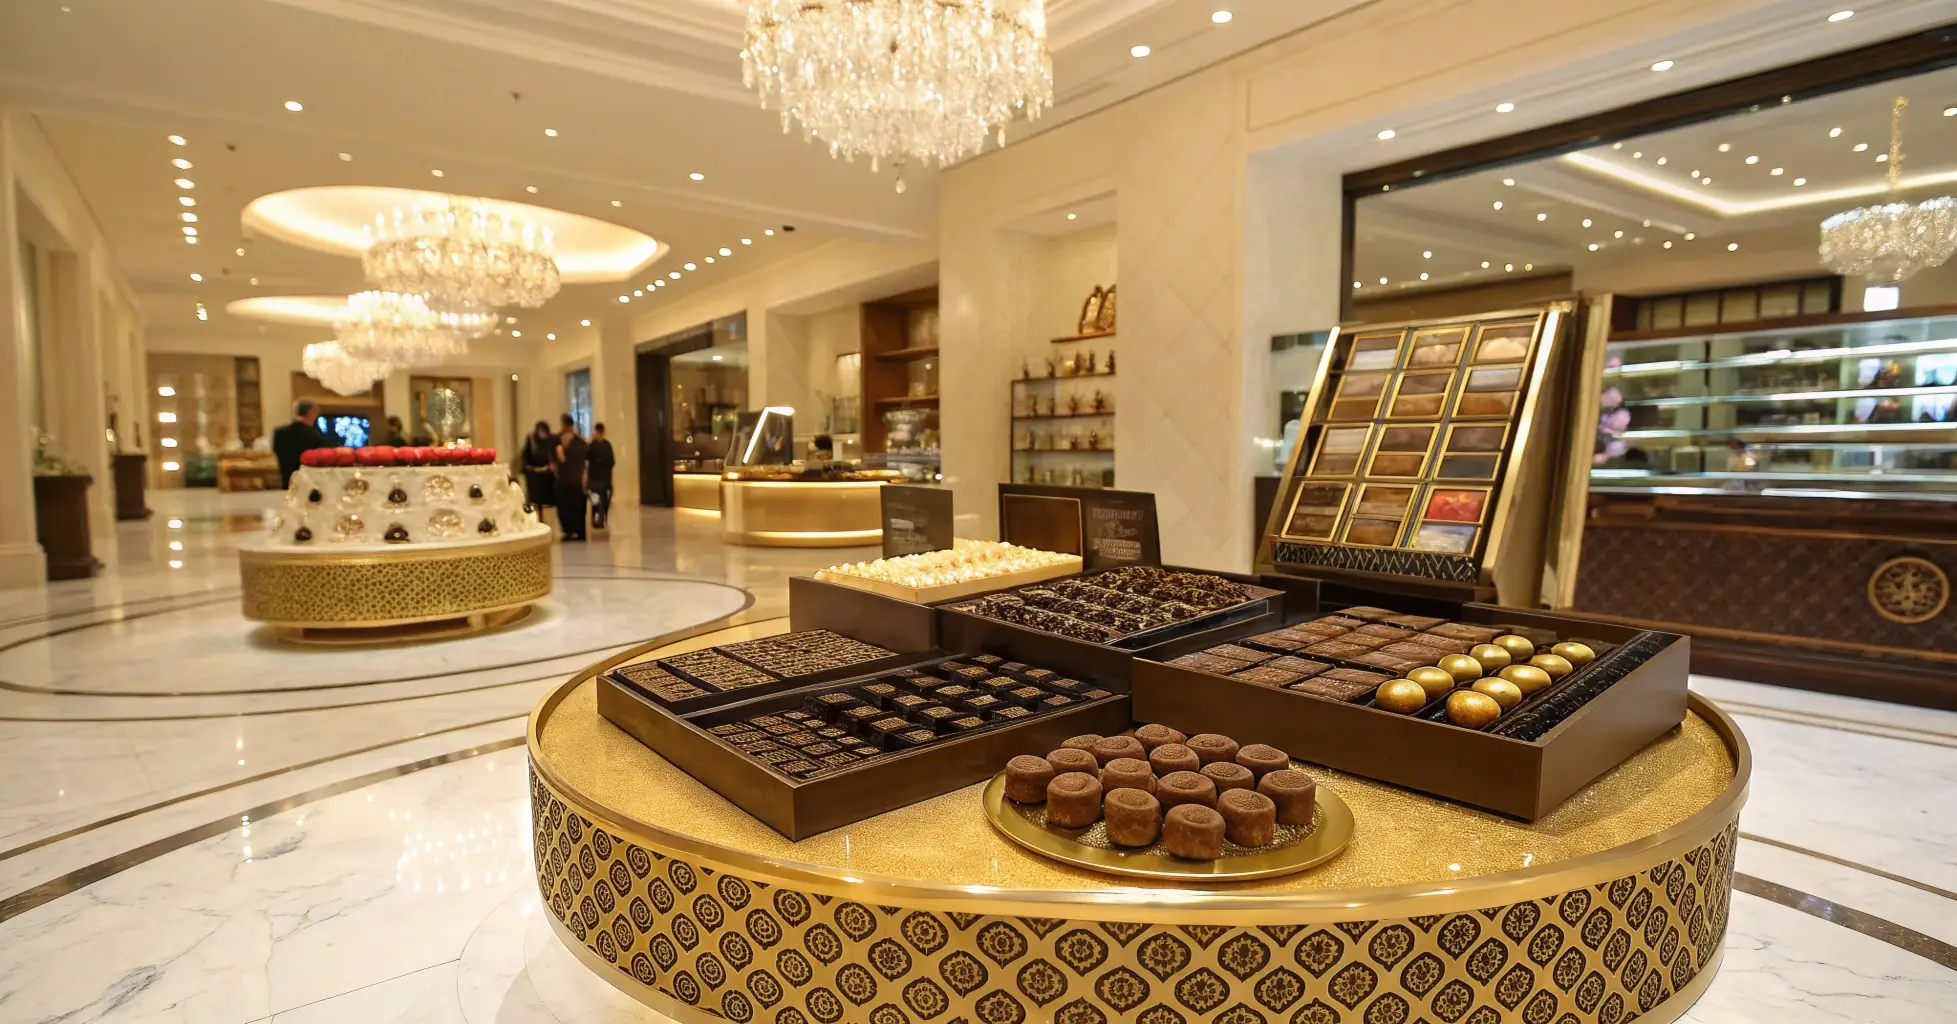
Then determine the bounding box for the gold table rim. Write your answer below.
[528,624,1751,919]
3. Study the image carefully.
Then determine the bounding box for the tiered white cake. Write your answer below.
[269,464,545,548]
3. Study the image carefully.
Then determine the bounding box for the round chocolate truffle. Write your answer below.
[1217,788,1278,847]
[1156,770,1218,810]
[1045,772,1103,828]
[1148,743,1201,776]
[1045,748,1098,776]
[1186,734,1240,766]
[1100,757,1156,795]
[1234,743,1290,780]
[1133,723,1187,752]
[1103,788,1163,848]
[1162,804,1225,860]
[1257,769,1318,826]
[1089,735,1147,766]
[1003,755,1056,803]
[1061,734,1103,755]
[1200,761,1255,795]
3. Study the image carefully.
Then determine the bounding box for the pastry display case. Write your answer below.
[1259,304,1576,605]
[1560,301,1957,703]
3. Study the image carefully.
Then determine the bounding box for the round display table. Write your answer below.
[529,622,1748,1024]
[238,527,553,642]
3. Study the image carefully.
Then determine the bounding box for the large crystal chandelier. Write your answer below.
[334,290,469,366]
[363,197,562,307]
[742,0,1053,192]
[303,341,391,396]
[1819,97,1957,283]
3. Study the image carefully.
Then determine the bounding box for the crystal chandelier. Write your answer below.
[1819,97,1957,284]
[302,341,391,397]
[742,0,1053,192]
[363,196,561,307]
[334,290,469,366]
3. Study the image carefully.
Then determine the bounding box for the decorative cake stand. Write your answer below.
[238,528,553,643]
[528,621,1749,1024]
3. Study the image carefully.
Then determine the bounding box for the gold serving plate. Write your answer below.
[982,770,1355,882]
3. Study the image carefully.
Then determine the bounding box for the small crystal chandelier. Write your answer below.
[302,341,391,396]
[363,196,561,307]
[334,290,469,366]
[742,0,1054,192]
[1819,97,1957,283]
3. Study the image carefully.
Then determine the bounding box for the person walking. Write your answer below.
[382,415,408,447]
[552,414,590,541]
[270,399,336,487]
[587,422,615,530]
[520,421,558,520]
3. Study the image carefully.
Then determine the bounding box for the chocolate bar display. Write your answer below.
[949,566,1271,644]
[607,628,904,711]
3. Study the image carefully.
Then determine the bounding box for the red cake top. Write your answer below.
[299,446,499,468]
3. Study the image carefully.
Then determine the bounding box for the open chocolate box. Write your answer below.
[1131,598,1688,820]
[936,566,1296,689]
[598,653,1132,839]
[604,627,926,715]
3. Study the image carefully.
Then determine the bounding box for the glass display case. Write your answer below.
[1592,311,1957,501]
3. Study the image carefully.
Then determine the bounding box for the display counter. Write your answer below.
[673,472,722,512]
[720,470,896,547]
[529,619,1747,1024]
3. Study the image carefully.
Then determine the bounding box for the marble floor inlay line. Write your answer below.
[1741,831,1957,905]
[0,736,527,925]
[0,672,569,723]
[1733,872,1957,971]
[1713,698,1957,748]
[0,588,241,631]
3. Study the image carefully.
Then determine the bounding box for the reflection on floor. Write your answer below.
[0,491,1951,1022]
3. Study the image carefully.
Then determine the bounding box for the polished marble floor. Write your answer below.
[0,492,1951,1022]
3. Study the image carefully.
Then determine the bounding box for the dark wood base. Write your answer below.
[33,474,98,581]
[113,452,151,521]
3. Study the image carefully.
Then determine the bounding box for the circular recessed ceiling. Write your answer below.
[241,187,664,281]
[226,295,347,326]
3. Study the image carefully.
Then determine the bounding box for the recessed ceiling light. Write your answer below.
[182,226,197,235]
[1727,242,1739,251]
[1650,59,1674,72]
[1352,280,1362,289]
[1614,230,1624,238]
[1492,201,1503,210]
[719,247,732,256]
[1376,129,1396,140]
[172,158,192,170]
[669,271,681,279]
[1613,143,1623,150]
[1633,151,1642,159]
[506,316,517,323]
[1852,142,1869,152]
[1524,263,1533,271]
[1876,153,1889,163]
[619,295,630,303]
[179,196,195,207]
[511,330,521,337]
[1690,168,1700,177]
[1701,177,1712,185]
[1770,167,1784,175]
[1501,178,1514,187]
[1793,177,1807,186]
[1828,10,1853,22]
[763,229,775,236]
[1211,10,1232,24]
[175,178,194,189]
[634,289,643,296]
[1945,107,1957,117]
[1656,157,1667,165]
[235,247,244,255]
[181,212,197,223]
[431,169,444,177]
[248,277,258,285]
[1717,143,1731,152]
[741,237,753,245]
[689,171,705,180]
[1066,212,1078,220]
[338,152,352,161]
[525,185,539,193]
[189,273,202,281]
[283,100,303,112]
[1480,261,1490,269]
[1663,240,1673,249]
[1130,44,1151,57]
[1536,213,1548,221]
[655,279,666,287]
[611,200,622,207]
[1587,243,1600,251]
[1495,102,1515,113]
[544,128,559,137]
[1829,127,1843,137]
[547,333,556,340]
[1504,263,1514,272]
[1581,218,1593,228]
[1421,250,1432,258]
[1744,155,1759,164]
[1379,277,1388,285]
[1684,232,1696,240]
[1419,272,1429,281]
[1642,219,1652,227]
[581,319,591,326]
[167,134,186,146]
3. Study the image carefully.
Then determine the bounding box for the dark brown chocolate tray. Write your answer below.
[945,567,1287,651]
[605,629,922,715]
[598,654,1132,839]
[1132,598,1689,819]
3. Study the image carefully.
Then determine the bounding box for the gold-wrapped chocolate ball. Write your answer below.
[1551,641,1595,666]
[1469,643,1512,673]
[1471,677,1523,709]
[1494,634,1537,661]
[1407,666,1457,699]
[1498,664,1553,694]
[1530,653,1574,680]
[1438,654,1483,684]
[1445,690,1503,729]
[1375,679,1431,714]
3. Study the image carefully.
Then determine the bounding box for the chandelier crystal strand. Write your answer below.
[334,290,469,366]
[742,0,1053,191]
[303,342,392,396]
[1819,96,1957,283]
[362,196,562,307]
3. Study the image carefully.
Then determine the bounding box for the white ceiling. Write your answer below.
[1354,63,1957,296]
[0,0,1327,345]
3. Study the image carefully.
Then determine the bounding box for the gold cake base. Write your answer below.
[239,530,553,633]
[527,621,1749,1024]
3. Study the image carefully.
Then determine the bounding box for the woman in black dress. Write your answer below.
[520,421,558,511]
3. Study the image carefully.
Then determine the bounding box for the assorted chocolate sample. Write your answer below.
[951,566,1259,644]
[612,629,899,705]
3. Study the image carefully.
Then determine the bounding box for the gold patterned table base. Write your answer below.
[238,531,553,631]
[531,763,1738,1024]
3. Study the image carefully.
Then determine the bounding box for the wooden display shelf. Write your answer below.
[1013,370,1115,383]
[1051,330,1115,344]
[1012,411,1114,421]
[1013,448,1115,455]
[873,344,940,361]
[873,394,939,407]
[861,285,940,454]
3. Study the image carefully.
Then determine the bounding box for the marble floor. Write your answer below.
[0,493,1951,1022]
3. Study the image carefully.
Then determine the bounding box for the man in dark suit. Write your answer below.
[271,399,335,487]
[552,414,589,541]
[586,422,615,530]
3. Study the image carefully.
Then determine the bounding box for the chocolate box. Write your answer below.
[789,574,941,651]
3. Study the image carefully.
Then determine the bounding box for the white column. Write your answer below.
[44,250,114,536]
[0,119,47,582]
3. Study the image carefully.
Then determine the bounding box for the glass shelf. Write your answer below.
[1592,308,1957,501]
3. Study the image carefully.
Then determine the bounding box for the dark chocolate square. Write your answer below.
[1234,664,1312,686]
[762,722,800,736]
[814,726,849,740]
[932,684,976,702]
[999,661,1030,675]
[820,752,860,768]
[1019,668,1059,685]
[857,682,901,705]
[889,693,934,712]
[734,739,778,754]
[805,693,863,720]
[888,727,939,749]
[1287,676,1380,702]
[970,654,1004,667]
[1006,685,1046,707]
[1041,677,1095,694]
[707,723,744,736]
[1266,656,1332,679]
[1337,605,1399,621]
[750,715,787,728]
[915,705,960,728]
[946,716,986,733]
[1304,640,1372,660]
[1324,667,1393,685]
[1039,694,1077,711]
[1243,629,1309,651]
[1354,623,1416,641]
[962,693,1004,715]
[992,705,1033,723]
[841,705,885,727]
[1169,651,1255,675]
[802,741,842,757]
[727,730,769,745]
[850,745,881,758]
[864,716,912,742]
[777,730,819,747]
[1203,644,1274,665]
[1384,613,1448,631]
[1356,652,1427,674]
[752,748,796,765]
[779,759,824,778]
[1081,689,1113,700]
[1427,622,1503,643]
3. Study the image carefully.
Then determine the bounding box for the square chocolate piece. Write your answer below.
[1234,664,1312,686]
[781,710,816,723]
[1266,656,1332,679]
[1427,622,1504,643]
[802,741,842,757]
[762,722,800,736]
[864,716,913,742]
[1385,613,1448,631]
[932,684,976,702]
[1325,667,1393,685]
[1039,695,1077,711]
[888,727,939,749]
[961,693,1005,715]
[999,662,1030,676]
[1007,685,1047,707]
[750,715,787,728]
[949,665,993,682]
[1310,615,1371,630]
[814,725,849,740]
[1243,629,1310,651]
[1355,652,1427,675]
[1168,651,1254,675]
[706,723,744,736]
[1203,644,1274,665]
[1337,605,1400,621]
[850,745,882,758]
[1381,641,1446,664]
[946,716,987,733]
[1303,640,1373,660]
[857,682,901,705]
[1288,620,1351,638]
[777,730,820,747]
[752,748,796,765]
[914,705,961,728]
[1354,623,1416,641]
[1401,633,1473,654]
[820,752,860,768]
[1041,677,1096,694]
[727,730,770,745]
[1081,689,1114,700]
[1019,668,1059,685]
[779,759,825,778]
[841,705,886,728]
[993,705,1033,723]
[807,692,864,720]
[889,693,935,713]
[970,654,1005,667]
[1287,676,1381,702]
[1337,633,1394,650]
[979,678,1022,696]
[734,739,777,754]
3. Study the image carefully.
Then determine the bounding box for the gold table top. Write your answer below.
[530,621,1747,917]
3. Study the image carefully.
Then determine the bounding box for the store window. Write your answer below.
[565,368,593,436]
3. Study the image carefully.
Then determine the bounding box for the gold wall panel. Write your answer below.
[237,531,552,628]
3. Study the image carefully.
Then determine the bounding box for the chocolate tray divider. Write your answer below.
[609,647,936,716]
